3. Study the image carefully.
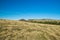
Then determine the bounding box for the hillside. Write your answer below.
[0,19,60,40]
[27,19,60,25]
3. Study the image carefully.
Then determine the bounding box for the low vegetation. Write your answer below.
[0,19,60,40]
[26,19,60,25]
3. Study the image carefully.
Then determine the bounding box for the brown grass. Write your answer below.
[0,19,60,40]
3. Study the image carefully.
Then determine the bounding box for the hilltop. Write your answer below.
[0,19,60,40]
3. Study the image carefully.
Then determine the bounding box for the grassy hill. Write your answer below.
[0,19,60,40]
[27,19,60,25]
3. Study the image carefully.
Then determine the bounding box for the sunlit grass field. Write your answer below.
[0,19,60,40]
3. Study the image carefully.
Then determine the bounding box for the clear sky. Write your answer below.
[0,0,60,20]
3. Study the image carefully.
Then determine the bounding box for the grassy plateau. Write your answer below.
[0,19,60,40]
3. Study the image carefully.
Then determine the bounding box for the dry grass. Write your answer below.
[0,19,60,40]
[27,19,60,25]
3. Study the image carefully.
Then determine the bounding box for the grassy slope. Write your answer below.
[27,19,60,25]
[0,19,60,40]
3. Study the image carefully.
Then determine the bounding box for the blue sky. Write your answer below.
[0,0,60,20]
